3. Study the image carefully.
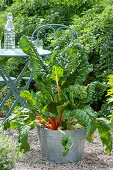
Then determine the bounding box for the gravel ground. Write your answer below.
[4,127,113,170]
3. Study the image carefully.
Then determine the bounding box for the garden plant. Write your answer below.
[3,35,113,158]
[0,127,23,170]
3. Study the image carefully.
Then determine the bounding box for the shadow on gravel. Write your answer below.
[83,152,109,166]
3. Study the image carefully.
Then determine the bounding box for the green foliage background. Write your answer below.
[0,0,103,44]
[71,0,113,82]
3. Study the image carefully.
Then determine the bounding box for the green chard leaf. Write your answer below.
[61,133,73,157]
[37,82,54,102]
[18,125,31,153]
[62,84,87,107]
[85,81,106,103]
[75,64,93,85]
[51,65,63,81]
[2,113,19,130]
[20,35,41,60]
[63,53,93,86]
[73,105,97,142]
[20,36,48,81]
[10,119,25,130]
[20,90,46,111]
[96,118,113,154]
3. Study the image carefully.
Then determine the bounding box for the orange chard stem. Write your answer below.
[36,117,49,128]
[36,112,53,129]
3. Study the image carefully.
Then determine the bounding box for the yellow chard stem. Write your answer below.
[55,66,61,100]
[58,126,66,135]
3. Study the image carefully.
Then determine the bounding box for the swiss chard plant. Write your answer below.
[3,35,113,156]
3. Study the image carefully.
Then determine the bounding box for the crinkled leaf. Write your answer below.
[10,119,25,130]
[2,113,20,130]
[20,90,47,111]
[51,65,63,81]
[37,82,54,102]
[20,36,48,81]
[97,118,113,154]
[57,101,70,114]
[20,35,41,61]
[97,117,113,130]
[62,110,73,119]
[18,126,31,153]
[62,84,87,106]
[2,107,36,154]
[98,129,112,154]
[75,64,93,85]
[61,134,73,156]
[61,44,93,87]
[20,90,31,100]
[85,81,106,103]
[73,105,97,142]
